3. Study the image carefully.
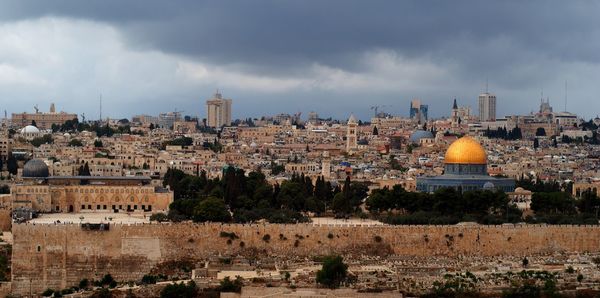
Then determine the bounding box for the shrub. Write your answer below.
[262,234,271,242]
[79,278,90,289]
[316,255,348,289]
[141,274,158,284]
[218,276,243,293]
[219,231,239,239]
[42,289,54,297]
[374,235,382,243]
[327,233,334,239]
[150,213,169,222]
[160,281,198,298]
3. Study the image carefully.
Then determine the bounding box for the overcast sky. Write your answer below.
[1,1,599,121]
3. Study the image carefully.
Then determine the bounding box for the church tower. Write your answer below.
[346,114,358,153]
[451,98,460,128]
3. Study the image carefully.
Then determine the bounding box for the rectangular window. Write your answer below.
[103,205,107,210]
[96,205,100,210]
[88,205,91,209]
[112,205,116,210]
[81,205,85,210]
[134,205,138,210]
[119,205,122,209]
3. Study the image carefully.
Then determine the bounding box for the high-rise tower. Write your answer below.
[478,92,496,121]
[206,91,232,128]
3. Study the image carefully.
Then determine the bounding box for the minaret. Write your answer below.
[346,114,358,153]
[322,151,331,179]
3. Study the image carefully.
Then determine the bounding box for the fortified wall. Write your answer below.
[11,223,600,295]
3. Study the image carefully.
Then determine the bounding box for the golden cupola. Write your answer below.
[444,136,487,165]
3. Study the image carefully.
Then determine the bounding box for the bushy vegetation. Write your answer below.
[217,276,243,293]
[526,189,600,224]
[160,281,198,298]
[162,137,193,149]
[164,167,356,223]
[316,255,349,289]
[367,186,522,225]
[30,134,54,147]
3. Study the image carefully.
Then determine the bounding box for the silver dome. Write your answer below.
[23,159,49,178]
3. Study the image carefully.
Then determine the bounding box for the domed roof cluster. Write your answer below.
[409,130,434,144]
[444,136,487,165]
[20,125,40,134]
[23,159,49,178]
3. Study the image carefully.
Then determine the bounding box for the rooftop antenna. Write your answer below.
[564,80,568,112]
[485,78,489,93]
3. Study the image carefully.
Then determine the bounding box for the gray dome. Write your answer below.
[483,181,495,190]
[23,159,49,178]
[409,130,434,144]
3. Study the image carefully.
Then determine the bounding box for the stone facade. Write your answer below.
[11,223,600,295]
[9,183,172,213]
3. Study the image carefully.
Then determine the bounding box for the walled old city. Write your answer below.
[0,94,599,298]
[3,3,600,297]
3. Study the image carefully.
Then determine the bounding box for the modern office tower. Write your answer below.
[206,91,232,128]
[478,92,496,121]
[409,99,428,124]
[158,112,182,129]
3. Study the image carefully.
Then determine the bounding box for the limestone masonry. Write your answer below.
[11,223,600,295]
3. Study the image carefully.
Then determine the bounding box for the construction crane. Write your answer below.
[34,105,39,113]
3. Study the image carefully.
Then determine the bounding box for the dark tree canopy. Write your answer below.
[316,255,349,289]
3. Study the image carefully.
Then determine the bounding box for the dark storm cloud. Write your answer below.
[1,0,599,119]
[3,1,599,72]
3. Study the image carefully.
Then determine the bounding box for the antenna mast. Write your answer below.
[100,93,103,121]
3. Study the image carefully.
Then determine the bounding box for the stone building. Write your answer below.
[6,159,173,213]
[416,136,515,192]
[11,104,77,130]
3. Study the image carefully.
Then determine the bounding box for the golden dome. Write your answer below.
[444,136,487,165]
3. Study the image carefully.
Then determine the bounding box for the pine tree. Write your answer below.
[7,155,18,175]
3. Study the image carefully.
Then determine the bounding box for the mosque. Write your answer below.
[416,136,515,193]
[4,159,173,215]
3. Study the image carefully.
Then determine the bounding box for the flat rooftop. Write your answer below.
[28,212,151,224]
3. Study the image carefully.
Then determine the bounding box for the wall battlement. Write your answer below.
[11,223,600,295]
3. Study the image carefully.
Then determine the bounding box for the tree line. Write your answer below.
[367,186,522,225]
[161,167,369,224]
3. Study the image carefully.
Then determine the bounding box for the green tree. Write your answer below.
[7,155,18,175]
[217,276,243,293]
[68,139,84,147]
[316,255,348,289]
[78,162,91,176]
[193,197,231,222]
[160,281,198,298]
[94,140,103,147]
[535,127,546,136]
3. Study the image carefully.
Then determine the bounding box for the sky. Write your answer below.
[1,1,600,121]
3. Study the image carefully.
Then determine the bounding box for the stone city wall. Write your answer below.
[11,223,600,295]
